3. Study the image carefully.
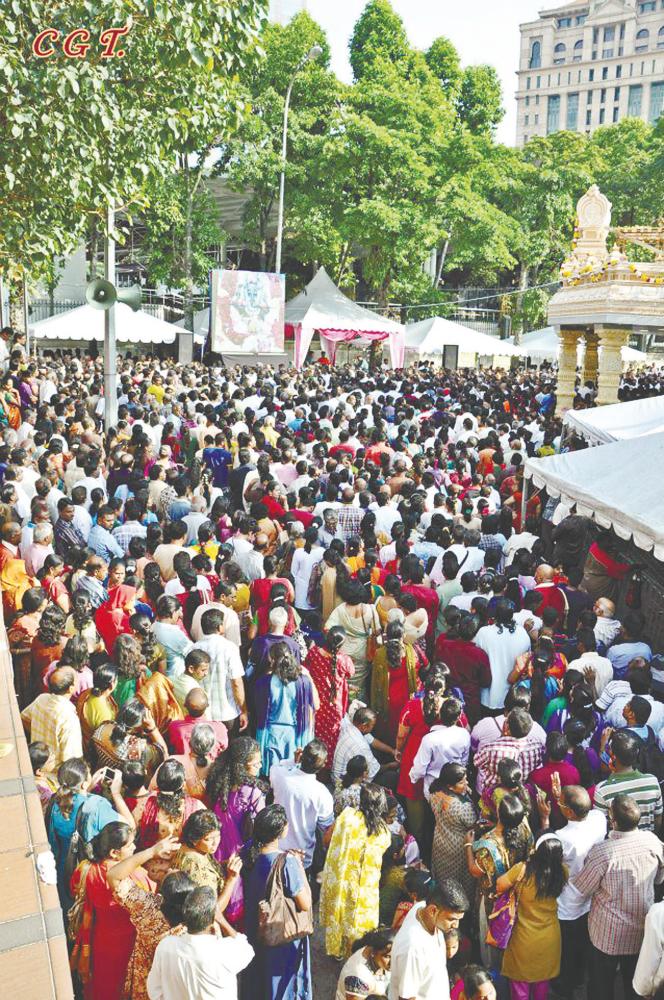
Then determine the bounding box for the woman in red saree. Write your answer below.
[95,584,137,656]
[70,821,155,1000]
[138,759,203,885]
[304,626,354,767]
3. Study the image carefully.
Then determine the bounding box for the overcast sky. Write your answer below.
[304,0,543,145]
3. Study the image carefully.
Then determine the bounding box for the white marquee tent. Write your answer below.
[285,268,405,368]
[563,394,664,445]
[510,326,648,365]
[30,303,180,345]
[405,316,518,363]
[524,432,664,559]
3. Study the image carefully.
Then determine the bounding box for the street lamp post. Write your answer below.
[275,44,322,276]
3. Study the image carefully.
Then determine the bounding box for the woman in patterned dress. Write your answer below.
[319,783,391,960]
[429,761,478,902]
[304,626,354,767]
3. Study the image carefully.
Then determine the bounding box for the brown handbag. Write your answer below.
[258,853,314,947]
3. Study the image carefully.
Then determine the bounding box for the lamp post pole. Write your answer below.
[104,202,118,432]
[275,44,322,277]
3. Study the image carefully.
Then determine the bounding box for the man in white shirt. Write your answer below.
[270,741,334,872]
[476,600,531,711]
[389,879,469,1000]
[566,628,614,697]
[633,899,664,999]
[409,698,470,800]
[332,706,397,783]
[195,609,247,732]
[147,886,254,1000]
[593,597,621,649]
[554,785,607,999]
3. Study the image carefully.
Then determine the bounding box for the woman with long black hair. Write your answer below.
[304,625,354,767]
[242,804,313,1000]
[320,784,391,960]
[254,641,318,775]
[499,834,567,999]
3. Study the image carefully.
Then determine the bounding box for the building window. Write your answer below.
[567,92,580,130]
[617,65,623,78]
[629,83,644,115]
[530,40,542,69]
[636,29,650,52]
[525,95,530,107]
[603,48,614,58]
[601,88,607,103]
[615,86,621,100]
[536,95,540,105]
[558,16,572,27]
[527,78,531,90]
[573,38,584,60]
[604,26,616,42]
[587,90,593,104]
[537,75,542,87]
[593,28,599,43]
[589,68,595,81]
[639,1,656,11]
[586,109,592,125]
[524,134,529,143]
[613,106,620,122]
[602,66,609,79]
[554,42,567,64]
[547,94,561,133]
[576,14,587,25]
[650,80,664,121]
[599,108,606,123]
[534,114,539,124]
[525,114,530,125]
[658,26,664,48]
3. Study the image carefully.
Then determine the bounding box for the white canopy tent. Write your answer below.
[30,303,180,345]
[405,316,518,365]
[524,432,664,560]
[563,394,664,445]
[510,326,648,365]
[285,268,405,368]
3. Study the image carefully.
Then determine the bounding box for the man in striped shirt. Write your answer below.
[594,730,662,833]
[573,794,664,999]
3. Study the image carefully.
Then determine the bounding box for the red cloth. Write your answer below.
[434,637,491,724]
[534,583,567,630]
[589,542,630,579]
[94,585,136,655]
[401,583,439,645]
[139,793,203,848]
[168,717,228,756]
[78,862,154,1000]
[530,760,581,827]
[290,509,316,529]
[304,645,355,766]
[261,495,287,521]
[396,696,430,800]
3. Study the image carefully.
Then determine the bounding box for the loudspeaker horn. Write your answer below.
[117,284,142,313]
[85,278,117,311]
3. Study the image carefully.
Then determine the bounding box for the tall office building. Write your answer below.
[269,0,308,23]
[516,0,664,146]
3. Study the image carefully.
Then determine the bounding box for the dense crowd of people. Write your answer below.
[2,332,663,1000]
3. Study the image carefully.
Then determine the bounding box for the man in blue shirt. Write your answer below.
[203,436,233,489]
[87,506,124,563]
[608,611,652,679]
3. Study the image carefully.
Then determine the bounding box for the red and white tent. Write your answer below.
[285,268,405,369]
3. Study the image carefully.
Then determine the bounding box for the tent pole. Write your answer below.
[521,475,528,530]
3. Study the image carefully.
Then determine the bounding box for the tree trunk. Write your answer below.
[435,239,450,287]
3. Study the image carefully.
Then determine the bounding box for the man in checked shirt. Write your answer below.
[573,793,664,1000]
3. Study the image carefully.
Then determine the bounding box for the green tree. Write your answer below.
[456,65,504,136]
[591,118,655,225]
[0,0,265,304]
[348,0,410,81]
[425,36,462,96]
[220,12,340,273]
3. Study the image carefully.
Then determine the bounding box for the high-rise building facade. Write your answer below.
[269,0,308,24]
[516,0,664,145]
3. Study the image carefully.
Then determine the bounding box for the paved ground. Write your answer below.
[311,902,341,998]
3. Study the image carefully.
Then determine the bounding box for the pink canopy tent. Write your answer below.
[284,267,405,368]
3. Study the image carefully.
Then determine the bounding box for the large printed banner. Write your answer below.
[210,269,285,354]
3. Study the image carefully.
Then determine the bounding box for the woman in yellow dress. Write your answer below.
[498,833,567,999]
[319,783,391,960]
